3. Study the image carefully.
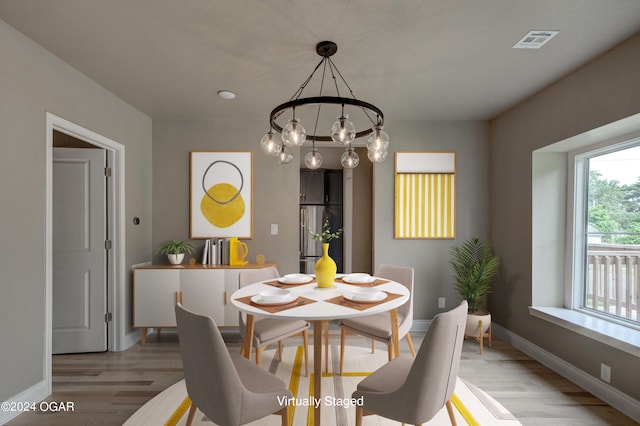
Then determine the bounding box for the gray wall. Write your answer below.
[152,120,300,273]
[373,120,490,320]
[489,33,640,400]
[0,20,153,402]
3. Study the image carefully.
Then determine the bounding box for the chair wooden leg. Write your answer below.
[256,346,264,366]
[186,402,197,426]
[387,343,393,361]
[371,338,375,354]
[302,329,309,377]
[446,399,457,426]
[340,328,346,375]
[279,405,290,426]
[479,320,484,355]
[488,322,492,348]
[241,314,255,360]
[355,406,363,426]
[406,332,417,357]
[278,340,283,361]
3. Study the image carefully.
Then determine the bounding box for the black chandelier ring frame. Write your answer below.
[269,96,384,142]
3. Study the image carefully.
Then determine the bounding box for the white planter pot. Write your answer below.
[465,311,491,337]
[167,253,185,265]
[465,311,492,354]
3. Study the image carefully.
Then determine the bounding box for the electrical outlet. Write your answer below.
[600,363,611,383]
[270,224,278,235]
[438,297,446,309]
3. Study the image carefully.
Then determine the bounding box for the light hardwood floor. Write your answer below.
[7,329,637,425]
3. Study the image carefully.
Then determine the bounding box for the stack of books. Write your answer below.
[201,238,231,265]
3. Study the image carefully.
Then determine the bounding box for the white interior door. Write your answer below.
[52,147,107,354]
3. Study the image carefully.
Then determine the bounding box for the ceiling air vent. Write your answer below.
[513,30,559,49]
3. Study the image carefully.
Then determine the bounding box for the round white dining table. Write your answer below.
[231,275,409,425]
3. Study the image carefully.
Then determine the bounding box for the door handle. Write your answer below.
[224,290,228,305]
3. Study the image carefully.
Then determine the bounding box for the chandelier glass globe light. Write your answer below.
[331,114,356,145]
[341,148,360,169]
[277,145,293,164]
[260,130,281,156]
[282,118,306,147]
[366,125,390,163]
[304,148,323,169]
[260,41,389,169]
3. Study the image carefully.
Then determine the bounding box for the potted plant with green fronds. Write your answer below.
[449,237,499,353]
[156,239,194,265]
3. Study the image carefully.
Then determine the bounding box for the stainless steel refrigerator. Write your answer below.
[299,205,343,274]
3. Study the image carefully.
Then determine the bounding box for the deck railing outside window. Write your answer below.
[586,242,640,323]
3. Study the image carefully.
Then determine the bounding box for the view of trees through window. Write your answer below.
[588,170,640,244]
[585,144,640,322]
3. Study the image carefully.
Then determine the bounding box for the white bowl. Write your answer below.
[342,273,375,284]
[280,274,312,284]
[258,288,292,303]
[345,287,383,301]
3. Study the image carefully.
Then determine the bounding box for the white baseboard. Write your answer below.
[122,329,142,351]
[0,380,49,425]
[492,323,640,423]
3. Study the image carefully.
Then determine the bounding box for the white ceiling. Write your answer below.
[1,0,640,122]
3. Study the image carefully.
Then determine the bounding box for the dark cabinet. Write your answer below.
[300,170,343,204]
[325,170,343,204]
[299,170,325,204]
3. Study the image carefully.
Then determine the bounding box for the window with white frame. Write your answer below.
[574,141,640,325]
[531,117,640,350]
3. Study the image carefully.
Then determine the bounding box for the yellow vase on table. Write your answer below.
[315,243,336,288]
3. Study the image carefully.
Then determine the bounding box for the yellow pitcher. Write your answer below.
[229,237,248,266]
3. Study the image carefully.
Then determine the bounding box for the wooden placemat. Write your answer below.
[263,278,317,288]
[324,291,403,311]
[335,278,389,287]
[234,295,316,314]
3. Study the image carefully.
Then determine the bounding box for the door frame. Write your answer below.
[45,113,126,391]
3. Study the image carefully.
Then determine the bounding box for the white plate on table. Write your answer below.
[343,287,387,304]
[342,273,376,284]
[251,289,298,306]
[278,274,313,284]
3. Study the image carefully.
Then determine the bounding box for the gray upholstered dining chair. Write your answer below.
[239,267,309,376]
[339,264,416,374]
[174,303,291,426]
[352,301,468,426]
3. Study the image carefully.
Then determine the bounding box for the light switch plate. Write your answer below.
[271,224,278,235]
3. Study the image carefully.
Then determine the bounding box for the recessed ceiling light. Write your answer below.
[513,30,559,49]
[217,90,236,100]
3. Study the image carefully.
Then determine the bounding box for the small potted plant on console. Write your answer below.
[156,239,195,265]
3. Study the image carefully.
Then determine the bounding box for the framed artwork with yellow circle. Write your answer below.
[190,151,253,239]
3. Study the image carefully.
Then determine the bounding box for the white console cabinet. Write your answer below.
[133,263,275,344]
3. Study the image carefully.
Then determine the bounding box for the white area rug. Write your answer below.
[125,345,521,426]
